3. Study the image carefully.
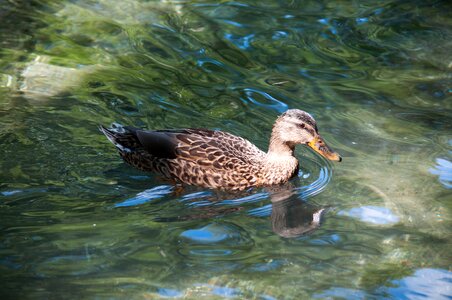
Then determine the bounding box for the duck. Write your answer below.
[100,109,341,191]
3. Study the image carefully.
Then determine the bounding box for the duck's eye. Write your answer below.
[297,123,306,129]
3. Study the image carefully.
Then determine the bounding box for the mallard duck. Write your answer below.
[100,109,341,191]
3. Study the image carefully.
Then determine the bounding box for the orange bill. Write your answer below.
[307,136,342,162]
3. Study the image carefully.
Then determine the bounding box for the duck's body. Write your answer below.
[100,109,341,191]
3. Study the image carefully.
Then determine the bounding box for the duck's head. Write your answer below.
[270,109,342,162]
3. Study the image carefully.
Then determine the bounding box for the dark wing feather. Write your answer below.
[133,130,179,159]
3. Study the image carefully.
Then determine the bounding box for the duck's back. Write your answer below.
[100,125,266,190]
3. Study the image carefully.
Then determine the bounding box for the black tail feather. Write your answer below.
[99,124,141,153]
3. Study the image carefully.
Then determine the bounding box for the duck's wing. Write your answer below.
[100,125,265,167]
[134,128,265,167]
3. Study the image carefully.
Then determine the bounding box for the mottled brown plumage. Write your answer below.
[100,109,341,191]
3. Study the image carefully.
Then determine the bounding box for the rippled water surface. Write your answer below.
[1,0,451,299]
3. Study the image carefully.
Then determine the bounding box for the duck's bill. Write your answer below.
[308,136,342,162]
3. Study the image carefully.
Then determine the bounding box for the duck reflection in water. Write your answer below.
[269,186,326,238]
[142,182,327,238]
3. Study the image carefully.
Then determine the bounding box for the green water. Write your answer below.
[1,0,451,299]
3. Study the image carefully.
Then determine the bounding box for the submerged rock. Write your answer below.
[18,56,94,101]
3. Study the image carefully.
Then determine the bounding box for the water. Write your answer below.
[1,0,451,299]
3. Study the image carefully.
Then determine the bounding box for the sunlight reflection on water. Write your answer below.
[338,206,400,225]
[429,158,452,189]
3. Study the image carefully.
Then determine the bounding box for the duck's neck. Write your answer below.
[262,134,299,184]
[267,135,295,157]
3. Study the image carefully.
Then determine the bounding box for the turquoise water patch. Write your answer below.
[377,268,452,300]
[180,223,244,245]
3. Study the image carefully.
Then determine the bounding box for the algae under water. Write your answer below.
[0,0,451,299]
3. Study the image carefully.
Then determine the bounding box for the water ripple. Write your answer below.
[33,254,112,278]
[220,192,268,206]
[178,222,254,260]
[114,185,173,207]
[248,156,332,218]
[238,88,288,113]
[196,57,243,79]
[224,33,255,50]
